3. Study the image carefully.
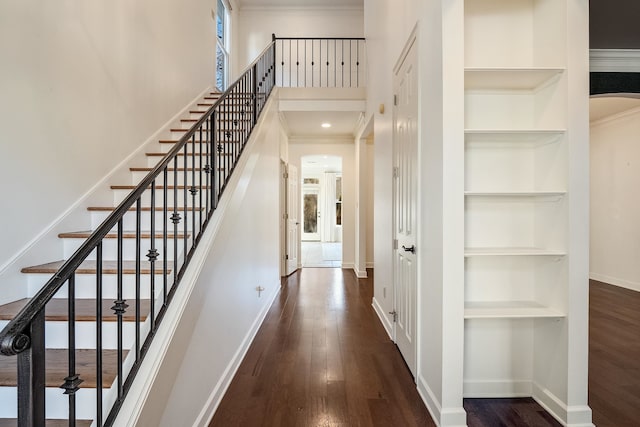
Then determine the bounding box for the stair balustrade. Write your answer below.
[0,35,365,426]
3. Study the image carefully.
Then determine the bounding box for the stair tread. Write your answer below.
[87,205,203,211]
[158,139,242,144]
[0,298,150,322]
[58,231,189,239]
[0,419,92,427]
[146,152,232,157]
[0,348,126,388]
[110,184,211,189]
[22,260,172,275]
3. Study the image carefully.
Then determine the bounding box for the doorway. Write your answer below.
[301,155,343,267]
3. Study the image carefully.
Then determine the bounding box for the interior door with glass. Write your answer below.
[302,184,321,241]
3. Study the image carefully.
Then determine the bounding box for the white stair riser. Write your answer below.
[61,235,192,261]
[146,155,226,169]
[90,210,206,230]
[112,188,208,206]
[26,273,177,300]
[0,320,138,350]
[130,170,214,185]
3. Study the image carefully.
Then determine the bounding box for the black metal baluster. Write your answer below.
[199,126,203,236]
[183,144,188,266]
[335,38,339,86]
[326,39,329,87]
[114,219,125,400]
[172,157,179,288]
[17,310,45,427]
[62,274,82,427]
[211,111,218,210]
[288,40,291,87]
[96,242,103,426]
[148,181,157,331]
[342,40,345,87]
[357,40,360,87]
[190,135,197,245]
[163,168,168,305]
[135,198,141,362]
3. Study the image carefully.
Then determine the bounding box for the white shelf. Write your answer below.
[464,301,565,319]
[464,191,566,198]
[465,68,564,91]
[464,247,566,257]
[464,130,565,145]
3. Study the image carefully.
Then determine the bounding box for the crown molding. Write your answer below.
[239,4,363,13]
[590,104,640,128]
[590,49,640,72]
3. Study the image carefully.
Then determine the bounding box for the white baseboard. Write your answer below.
[590,272,640,293]
[366,262,374,269]
[417,375,467,427]
[371,297,392,339]
[464,379,532,397]
[195,285,280,427]
[354,266,368,278]
[341,262,355,270]
[533,382,593,427]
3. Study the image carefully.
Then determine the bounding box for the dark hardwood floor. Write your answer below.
[589,279,640,427]
[209,268,566,427]
[209,268,435,427]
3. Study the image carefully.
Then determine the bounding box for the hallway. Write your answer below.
[209,268,434,426]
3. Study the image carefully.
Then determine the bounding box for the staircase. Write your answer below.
[0,39,275,426]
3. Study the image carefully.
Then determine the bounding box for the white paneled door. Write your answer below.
[286,164,299,275]
[393,38,418,377]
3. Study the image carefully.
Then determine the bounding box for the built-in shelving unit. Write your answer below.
[461,0,590,423]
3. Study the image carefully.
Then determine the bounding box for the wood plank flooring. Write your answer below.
[209,268,561,427]
[209,268,435,427]
[589,279,640,427]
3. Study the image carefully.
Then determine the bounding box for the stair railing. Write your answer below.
[0,40,275,427]
[273,34,366,88]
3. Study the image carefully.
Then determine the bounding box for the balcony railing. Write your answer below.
[273,35,366,88]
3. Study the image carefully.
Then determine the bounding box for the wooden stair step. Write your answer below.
[158,139,241,144]
[0,298,150,322]
[58,231,189,239]
[0,348,125,388]
[110,184,211,190]
[21,260,171,275]
[87,205,203,211]
[129,167,224,173]
[0,419,92,427]
[146,152,232,157]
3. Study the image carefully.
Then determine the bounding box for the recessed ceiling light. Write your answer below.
[321,123,332,128]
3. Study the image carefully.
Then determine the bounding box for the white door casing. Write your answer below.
[392,39,418,377]
[286,164,299,275]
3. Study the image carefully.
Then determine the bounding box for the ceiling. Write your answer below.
[237,0,363,9]
[281,111,362,138]
[590,96,640,123]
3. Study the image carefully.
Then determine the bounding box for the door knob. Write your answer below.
[402,245,416,254]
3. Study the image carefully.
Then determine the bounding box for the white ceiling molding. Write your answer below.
[590,49,640,72]
[239,5,364,12]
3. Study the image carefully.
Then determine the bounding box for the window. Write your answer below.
[216,0,229,90]
[335,176,342,226]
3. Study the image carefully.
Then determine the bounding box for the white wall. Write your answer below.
[0,0,215,280]
[236,7,364,72]
[364,0,466,424]
[590,107,640,291]
[132,98,282,427]
[288,139,356,269]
